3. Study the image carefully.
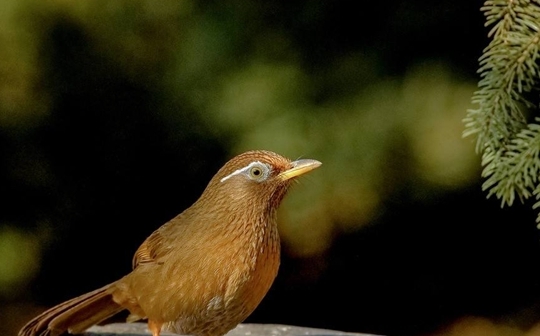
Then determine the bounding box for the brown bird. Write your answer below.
[19,150,321,336]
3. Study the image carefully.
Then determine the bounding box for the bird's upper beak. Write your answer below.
[278,159,322,181]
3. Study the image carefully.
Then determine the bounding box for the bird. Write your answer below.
[19,150,321,336]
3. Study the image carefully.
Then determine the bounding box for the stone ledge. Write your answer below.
[86,323,380,336]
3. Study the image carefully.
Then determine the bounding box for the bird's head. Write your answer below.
[198,150,321,214]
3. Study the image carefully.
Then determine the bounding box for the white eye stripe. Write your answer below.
[220,161,268,183]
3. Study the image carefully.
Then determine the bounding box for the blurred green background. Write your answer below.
[2,0,540,335]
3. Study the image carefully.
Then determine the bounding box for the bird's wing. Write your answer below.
[131,213,191,269]
[132,228,168,269]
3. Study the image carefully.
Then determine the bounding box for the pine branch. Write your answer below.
[482,119,540,206]
[463,0,540,152]
[465,0,540,224]
[534,183,540,225]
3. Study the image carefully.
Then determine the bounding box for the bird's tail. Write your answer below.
[18,282,124,336]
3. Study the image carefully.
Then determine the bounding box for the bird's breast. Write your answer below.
[114,217,281,336]
[165,225,281,336]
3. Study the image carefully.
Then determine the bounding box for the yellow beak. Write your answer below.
[278,159,322,181]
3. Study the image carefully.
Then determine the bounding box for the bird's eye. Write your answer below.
[220,161,271,183]
[250,166,262,178]
[247,162,270,181]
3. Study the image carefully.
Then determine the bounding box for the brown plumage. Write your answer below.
[19,150,321,336]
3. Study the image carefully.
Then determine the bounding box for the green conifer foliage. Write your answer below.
[464,0,540,224]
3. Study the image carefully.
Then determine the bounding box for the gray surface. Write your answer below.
[86,323,380,336]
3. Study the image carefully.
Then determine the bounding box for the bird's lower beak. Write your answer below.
[278,159,322,181]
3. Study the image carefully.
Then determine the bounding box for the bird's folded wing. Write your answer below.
[132,228,167,268]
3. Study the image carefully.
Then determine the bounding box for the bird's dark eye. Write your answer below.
[251,167,262,176]
[220,161,271,183]
[247,162,270,181]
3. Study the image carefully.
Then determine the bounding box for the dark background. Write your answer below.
[3,1,540,335]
